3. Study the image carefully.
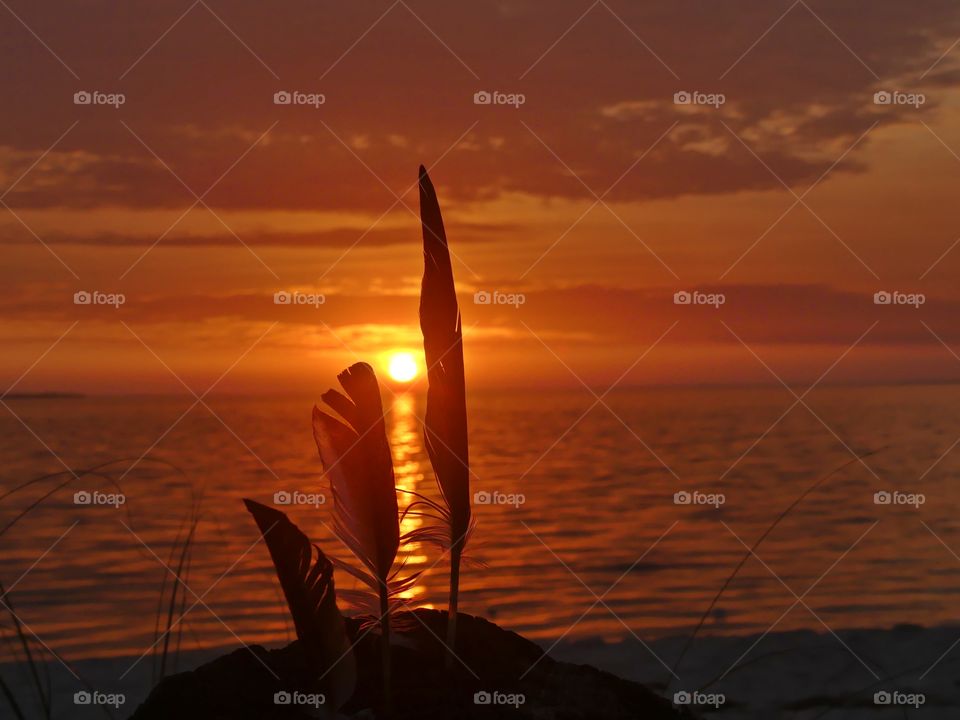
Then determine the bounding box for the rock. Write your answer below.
[131,609,692,719]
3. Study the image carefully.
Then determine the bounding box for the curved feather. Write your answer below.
[312,362,400,584]
[311,362,408,708]
[418,166,472,549]
[242,499,355,710]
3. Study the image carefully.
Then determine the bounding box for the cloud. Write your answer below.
[2,283,954,347]
[1,0,957,212]
[0,224,505,249]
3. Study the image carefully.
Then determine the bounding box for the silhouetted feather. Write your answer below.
[312,363,400,584]
[311,362,402,707]
[418,165,472,657]
[243,499,355,710]
[418,167,471,547]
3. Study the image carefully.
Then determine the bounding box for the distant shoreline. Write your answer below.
[4,381,960,399]
[3,392,86,400]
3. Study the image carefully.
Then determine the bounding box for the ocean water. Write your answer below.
[2,384,960,667]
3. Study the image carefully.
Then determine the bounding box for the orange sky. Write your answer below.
[3,0,960,393]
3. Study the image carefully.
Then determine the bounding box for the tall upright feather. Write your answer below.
[311,362,399,707]
[418,165,471,659]
[243,499,355,711]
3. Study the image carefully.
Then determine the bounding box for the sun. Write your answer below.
[386,351,419,383]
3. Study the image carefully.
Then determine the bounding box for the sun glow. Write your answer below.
[386,351,419,383]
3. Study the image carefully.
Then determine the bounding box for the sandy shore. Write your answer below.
[4,623,959,718]
[554,623,960,718]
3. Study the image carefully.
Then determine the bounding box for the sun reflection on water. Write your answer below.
[389,392,432,605]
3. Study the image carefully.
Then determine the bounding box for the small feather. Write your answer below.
[243,499,355,710]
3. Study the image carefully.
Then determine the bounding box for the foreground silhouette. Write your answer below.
[131,168,689,719]
[131,607,689,719]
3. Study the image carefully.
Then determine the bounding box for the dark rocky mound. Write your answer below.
[131,609,692,719]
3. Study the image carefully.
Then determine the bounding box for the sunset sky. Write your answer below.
[3,0,960,393]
